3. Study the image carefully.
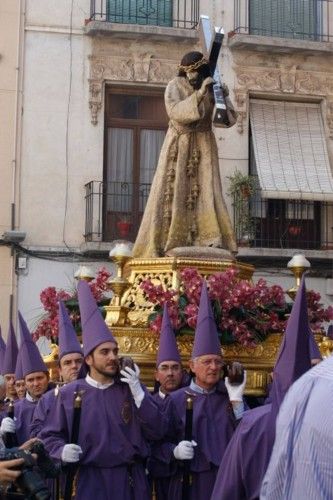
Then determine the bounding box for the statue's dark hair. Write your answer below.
[178,51,211,80]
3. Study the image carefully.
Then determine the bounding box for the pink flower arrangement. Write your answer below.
[140,267,333,347]
[33,267,111,341]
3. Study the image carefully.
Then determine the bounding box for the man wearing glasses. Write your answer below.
[166,283,246,500]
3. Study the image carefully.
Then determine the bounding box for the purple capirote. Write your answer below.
[0,326,6,369]
[191,281,221,359]
[2,322,18,376]
[20,340,48,378]
[77,280,116,357]
[156,303,181,366]
[58,301,83,359]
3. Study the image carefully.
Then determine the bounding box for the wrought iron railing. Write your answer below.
[84,180,333,250]
[233,0,333,41]
[84,180,151,242]
[89,0,200,29]
[233,189,333,250]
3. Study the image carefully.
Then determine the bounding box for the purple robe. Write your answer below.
[211,404,272,500]
[14,397,38,444]
[40,378,167,500]
[167,382,237,500]
[31,389,58,438]
[148,392,178,500]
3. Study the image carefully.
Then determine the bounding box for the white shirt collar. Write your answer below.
[158,388,166,399]
[190,379,216,395]
[85,374,114,390]
[25,392,37,403]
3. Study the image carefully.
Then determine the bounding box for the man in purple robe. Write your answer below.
[1,313,51,445]
[31,301,84,438]
[40,280,167,500]
[149,304,187,500]
[210,276,313,500]
[165,282,246,500]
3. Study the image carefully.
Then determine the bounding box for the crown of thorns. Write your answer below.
[178,57,209,72]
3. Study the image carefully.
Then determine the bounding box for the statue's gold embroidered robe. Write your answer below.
[133,76,237,258]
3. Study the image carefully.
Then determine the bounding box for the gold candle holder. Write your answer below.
[286,254,311,300]
[105,248,132,327]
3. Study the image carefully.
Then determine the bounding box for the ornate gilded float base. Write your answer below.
[110,257,254,329]
[113,326,280,396]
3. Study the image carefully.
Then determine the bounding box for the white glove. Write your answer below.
[0,417,16,435]
[120,364,145,408]
[173,440,197,460]
[61,444,82,463]
[225,370,247,402]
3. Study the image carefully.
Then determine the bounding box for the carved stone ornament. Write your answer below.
[234,63,333,138]
[88,53,177,125]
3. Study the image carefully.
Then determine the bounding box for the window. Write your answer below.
[249,0,320,40]
[106,0,173,27]
[249,127,321,249]
[104,86,168,241]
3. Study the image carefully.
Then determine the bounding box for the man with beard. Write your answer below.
[132,51,237,258]
[148,304,189,499]
[40,280,168,500]
[31,301,83,438]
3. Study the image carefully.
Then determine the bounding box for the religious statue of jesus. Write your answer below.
[132,51,238,259]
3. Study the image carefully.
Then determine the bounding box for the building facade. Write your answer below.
[2,0,332,330]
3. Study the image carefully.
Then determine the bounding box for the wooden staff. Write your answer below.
[182,394,193,500]
[3,400,19,448]
[63,391,83,500]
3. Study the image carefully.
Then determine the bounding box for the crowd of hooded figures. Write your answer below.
[0,275,331,500]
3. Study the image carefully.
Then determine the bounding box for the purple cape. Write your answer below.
[40,378,167,500]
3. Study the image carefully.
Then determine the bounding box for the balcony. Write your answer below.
[233,189,333,251]
[84,180,150,243]
[84,180,333,255]
[229,0,333,54]
[86,0,200,41]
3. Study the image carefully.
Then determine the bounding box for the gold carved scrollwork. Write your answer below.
[111,327,282,395]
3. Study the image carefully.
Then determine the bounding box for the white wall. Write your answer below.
[17,257,114,330]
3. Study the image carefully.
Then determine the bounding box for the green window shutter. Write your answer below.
[249,0,319,40]
[107,0,173,27]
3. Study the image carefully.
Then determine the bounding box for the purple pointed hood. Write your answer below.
[270,276,311,414]
[20,339,48,378]
[58,301,83,359]
[0,326,6,369]
[156,304,181,366]
[77,280,117,357]
[15,350,24,381]
[191,281,221,358]
[308,327,322,361]
[2,323,18,375]
[18,312,33,344]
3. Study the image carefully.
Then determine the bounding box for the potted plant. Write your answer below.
[116,214,132,238]
[227,170,257,243]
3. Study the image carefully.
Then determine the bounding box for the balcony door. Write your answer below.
[249,0,320,40]
[106,0,173,26]
[104,86,168,242]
